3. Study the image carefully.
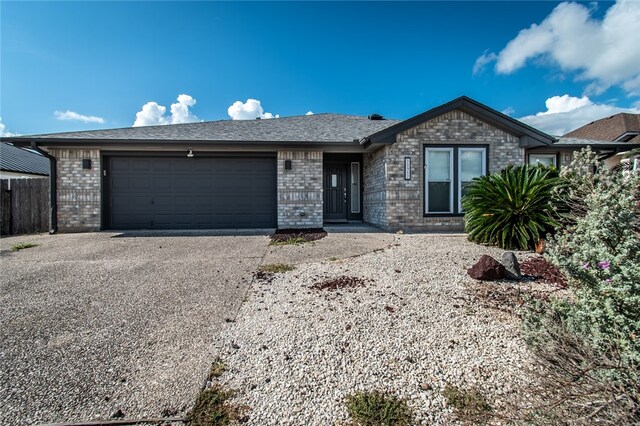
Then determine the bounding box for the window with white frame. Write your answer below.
[424,146,486,214]
[458,148,486,212]
[529,154,557,167]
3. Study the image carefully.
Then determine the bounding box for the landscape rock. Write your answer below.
[467,255,505,281]
[501,251,522,281]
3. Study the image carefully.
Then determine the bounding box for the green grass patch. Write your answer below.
[258,263,295,273]
[189,384,240,426]
[10,242,38,252]
[442,384,492,423]
[188,357,246,426]
[269,236,308,246]
[345,390,413,426]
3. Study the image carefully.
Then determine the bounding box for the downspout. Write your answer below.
[30,142,57,234]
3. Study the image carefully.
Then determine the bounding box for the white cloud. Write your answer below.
[227,99,278,120]
[0,117,19,137]
[475,0,640,95]
[501,107,515,116]
[305,111,314,115]
[54,110,105,124]
[518,94,640,136]
[133,94,199,127]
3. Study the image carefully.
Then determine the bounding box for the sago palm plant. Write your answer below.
[461,164,559,250]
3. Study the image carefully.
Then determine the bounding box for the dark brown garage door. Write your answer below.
[105,155,277,229]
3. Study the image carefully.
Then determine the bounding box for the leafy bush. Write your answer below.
[543,148,640,368]
[345,391,413,426]
[462,164,559,250]
[520,148,640,423]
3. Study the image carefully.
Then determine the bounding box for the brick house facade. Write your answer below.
[4,96,567,233]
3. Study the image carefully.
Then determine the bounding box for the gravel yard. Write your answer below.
[214,234,542,425]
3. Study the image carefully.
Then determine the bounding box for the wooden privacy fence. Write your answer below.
[0,178,50,236]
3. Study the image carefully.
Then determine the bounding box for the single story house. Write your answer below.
[3,96,638,233]
[0,143,50,179]
[524,112,640,169]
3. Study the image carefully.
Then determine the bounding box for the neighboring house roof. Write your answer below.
[0,143,50,176]
[363,96,556,148]
[564,113,640,142]
[550,137,640,149]
[2,114,401,144]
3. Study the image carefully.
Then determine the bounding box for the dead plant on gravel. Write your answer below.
[442,384,493,424]
[310,276,370,292]
[513,313,640,425]
[258,263,295,273]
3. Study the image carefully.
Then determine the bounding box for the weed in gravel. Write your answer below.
[442,384,492,424]
[208,357,226,380]
[345,390,413,426]
[10,242,38,252]
[258,263,295,273]
[189,384,243,426]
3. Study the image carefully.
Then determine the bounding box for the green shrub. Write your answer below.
[540,148,640,369]
[345,390,413,426]
[461,164,559,250]
[520,148,640,423]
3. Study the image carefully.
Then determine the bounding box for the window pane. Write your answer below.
[529,155,555,167]
[460,150,483,182]
[428,182,450,212]
[428,151,450,181]
[351,163,360,213]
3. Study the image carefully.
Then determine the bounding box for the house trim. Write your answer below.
[363,96,556,148]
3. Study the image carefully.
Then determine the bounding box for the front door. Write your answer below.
[323,164,347,221]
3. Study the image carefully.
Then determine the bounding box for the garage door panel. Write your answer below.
[107,156,276,229]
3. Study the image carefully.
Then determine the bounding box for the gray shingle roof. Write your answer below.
[8,114,401,143]
[0,143,50,175]
[555,137,640,146]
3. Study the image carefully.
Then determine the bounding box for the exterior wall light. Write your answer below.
[187,150,194,158]
[285,159,292,170]
[82,159,92,170]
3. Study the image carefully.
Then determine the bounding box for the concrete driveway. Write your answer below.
[0,231,272,425]
[0,226,393,425]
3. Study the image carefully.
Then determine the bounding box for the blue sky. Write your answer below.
[2,1,639,136]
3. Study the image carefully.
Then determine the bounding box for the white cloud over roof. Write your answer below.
[54,110,105,124]
[227,99,278,120]
[519,94,640,136]
[133,94,200,127]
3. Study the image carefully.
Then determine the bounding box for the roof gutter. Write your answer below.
[30,142,57,234]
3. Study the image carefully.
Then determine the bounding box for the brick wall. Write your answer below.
[51,148,101,232]
[362,109,524,231]
[277,151,323,228]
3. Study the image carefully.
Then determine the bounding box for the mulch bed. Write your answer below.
[310,275,370,292]
[270,228,327,243]
[520,256,568,288]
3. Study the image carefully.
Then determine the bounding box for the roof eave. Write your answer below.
[366,96,557,147]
